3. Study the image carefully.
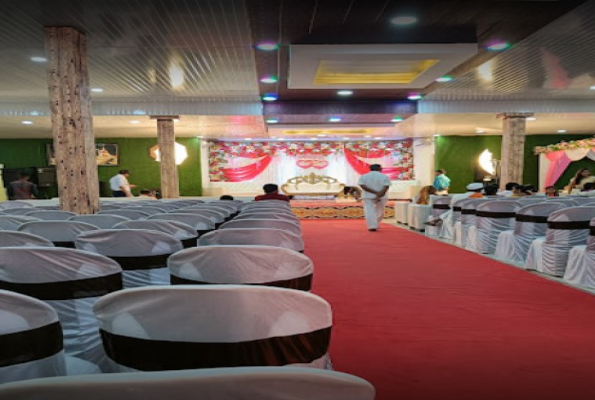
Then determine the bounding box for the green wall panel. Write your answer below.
[0,137,202,197]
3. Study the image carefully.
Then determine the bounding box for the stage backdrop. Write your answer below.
[208,140,414,188]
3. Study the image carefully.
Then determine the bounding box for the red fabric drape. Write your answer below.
[220,155,273,182]
[344,149,404,180]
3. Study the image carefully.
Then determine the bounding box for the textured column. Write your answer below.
[156,117,180,198]
[44,26,99,214]
[498,112,533,189]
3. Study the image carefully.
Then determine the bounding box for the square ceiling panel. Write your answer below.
[289,44,478,89]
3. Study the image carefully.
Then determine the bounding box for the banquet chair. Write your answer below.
[393,201,410,225]
[93,285,332,372]
[98,204,125,211]
[0,367,375,400]
[76,229,183,288]
[0,247,122,370]
[97,209,150,220]
[454,198,490,247]
[174,209,226,226]
[69,214,131,229]
[121,206,169,216]
[0,215,40,230]
[407,201,433,231]
[240,200,291,208]
[148,203,178,212]
[440,197,468,241]
[236,211,299,222]
[25,210,77,221]
[567,196,595,205]
[148,213,215,236]
[241,206,295,214]
[169,245,313,290]
[114,220,199,248]
[0,290,100,384]
[564,217,595,288]
[0,201,35,210]
[525,206,595,276]
[199,228,305,253]
[0,231,54,247]
[425,196,451,237]
[18,220,98,248]
[220,219,301,236]
[181,204,232,215]
[206,201,239,212]
[0,207,42,215]
[466,200,521,254]
[494,202,568,263]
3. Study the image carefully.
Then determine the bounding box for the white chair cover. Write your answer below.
[1,207,42,215]
[457,198,489,247]
[69,214,131,229]
[564,217,595,288]
[93,285,332,371]
[241,200,291,210]
[525,206,595,276]
[0,215,41,231]
[169,245,313,290]
[220,219,301,236]
[407,204,431,231]
[174,209,226,224]
[425,196,451,237]
[0,231,54,247]
[205,201,239,212]
[113,220,198,248]
[0,247,122,370]
[97,210,150,220]
[442,197,468,241]
[181,205,232,217]
[18,221,98,248]
[149,203,179,212]
[241,207,295,215]
[394,202,409,225]
[0,201,35,210]
[567,197,595,205]
[0,367,375,400]
[25,211,77,221]
[120,206,168,216]
[580,202,595,207]
[199,228,305,253]
[236,212,299,222]
[466,201,521,254]
[76,229,183,288]
[148,213,215,232]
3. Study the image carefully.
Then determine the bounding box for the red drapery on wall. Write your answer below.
[344,149,404,180]
[220,155,273,182]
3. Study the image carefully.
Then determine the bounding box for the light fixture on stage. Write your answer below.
[149,142,188,165]
[478,149,500,186]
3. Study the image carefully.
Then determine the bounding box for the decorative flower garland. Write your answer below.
[534,137,595,154]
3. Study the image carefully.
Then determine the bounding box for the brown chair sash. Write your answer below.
[476,211,516,219]
[100,326,331,371]
[52,241,76,248]
[589,226,595,236]
[181,237,199,248]
[433,204,450,210]
[0,322,63,367]
[170,273,313,291]
[461,209,476,215]
[516,215,549,223]
[453,206,462,212]
[548,221,591,230]
[0,273,123,300]
[110,254,171,271]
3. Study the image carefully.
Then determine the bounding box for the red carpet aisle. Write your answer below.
[303,220,595,400]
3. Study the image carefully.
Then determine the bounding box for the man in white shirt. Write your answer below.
[109,169,136,197]
[358,164,391,231]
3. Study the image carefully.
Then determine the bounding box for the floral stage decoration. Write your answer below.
[208,140,413,182]
[534,137,595,155]
[534,136,595,188]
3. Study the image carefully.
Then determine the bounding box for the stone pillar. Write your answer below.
[498,112,533,189]
[44,26,99,214]
[155,117,180,198]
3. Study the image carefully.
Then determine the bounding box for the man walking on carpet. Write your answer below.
[358,164,391,232]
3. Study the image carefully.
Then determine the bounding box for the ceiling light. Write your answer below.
[526,117,536,121]
[245,138,252,140]
[433,134,440,137]
[260,75,278,84]
[407,93,423,100]
[364,135,372,138]
[21,120,33,125]
[392,116,404,123]
[390,16,418,26]
[317,134,327,137]
[266,118,279,124]
[337,90,353,96]
[30,56,47,62]
[271,136,277,138]
[262,93,278,101]
[310,138,318,141]
[277,138,284,141]
[435,76,454,83]
[197,136,204,138]
[255,42,279,51]
[557,129,567,133]
[329,117,341,122]
[342,137,350,140]
[486,41,511,51]
[476,129,485,134]
[590,86,595,90]
[130,120,140,124]
[91,88,103,93]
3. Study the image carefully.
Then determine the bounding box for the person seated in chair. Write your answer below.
[416,185,437,205]
[255,183,290,202]
[545,186,559,197]
[426,182,485,226]
[484,184,499,196]
[343,186,362,200]
[220,195,235,201]
[138,189,157,200]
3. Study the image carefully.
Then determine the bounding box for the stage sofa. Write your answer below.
[282,173,345,197]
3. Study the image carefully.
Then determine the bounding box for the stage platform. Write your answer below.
[290,200,396,220]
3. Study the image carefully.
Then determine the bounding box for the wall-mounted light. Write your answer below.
[149,142,188,165]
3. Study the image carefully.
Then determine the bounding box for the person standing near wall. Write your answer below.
[433,169,451,195]
[358,164,391,232]
[7,173,38,200]
[109,169,136,197]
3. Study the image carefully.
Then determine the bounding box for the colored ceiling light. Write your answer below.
[486,41,511,51]
[435,75,453,83]
[390,16,418,26]
[262,93,278,101]
[266,118,279,124]
[392,117,404,123]
[337,90,353,96]
[407,93,423,100]
[260,75,278,84]
[255,42,279,51]
[329,117,341,122]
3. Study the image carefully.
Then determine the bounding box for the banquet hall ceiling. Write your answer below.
[0,0,592,139]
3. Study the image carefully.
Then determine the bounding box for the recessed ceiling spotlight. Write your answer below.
[486,40,511,51]
[91,88,104,93]
[407,93,423,100]
[342,137,350,140]
[590,85,595,90]
[197,136,204,138]
[364,135,372,138]
[433,134,441,137]
[310,138,318,141]
[277,138,284,141]
[262,93,278,101]
[21,120,33,125]
[392,116,404,123]
[476,129,485,134]
[390,16,418,26]
[317,134,327,137]
[129,120,140,124]
[337,90,353,96]
[329,117,341,122]
[30,56,47,62]
[173,118,180,122]
[526,117,537,121]
[255,42,279,51]
[558,129,567,133]
[260,75,278,84]
[435,76,454,83]
[245,138,252,140]
[266,118,279,124]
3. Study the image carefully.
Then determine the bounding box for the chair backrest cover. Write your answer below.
[114,220,198,248]
[93,285,332,371]
[0,289,66,383]
[205,201,239,212]
[0,215,41,231]
[1,207,42,215]
[220,219,301,236]
[451,198,469,223]
[0,367,375,400]
[513,202,569,236]
[0,231,55,248]
[460,198,490,226]
[0,201,35,210]
[25,211,77,221]
[241,207,295,215]
[236,212,299,222]
[431,196,451,217]
[544,206,595,246]
[475,201,521,230]
[120,206,168,216]
[148,213,215,231]
[96,210,150,220]
[242,200,291,209]
[18,221,99,247]
[174,209,225,223]
[199,228,304,252]
[180,205,232,217]
[169,245,313,290]
[69,214,131,229]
